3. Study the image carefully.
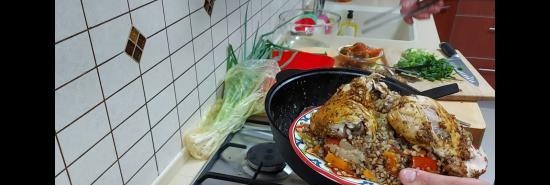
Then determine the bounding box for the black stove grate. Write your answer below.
[192,122,283,185]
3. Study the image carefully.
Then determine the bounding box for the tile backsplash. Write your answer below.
[55,0,300,185]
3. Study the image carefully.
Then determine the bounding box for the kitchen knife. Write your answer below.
[439,42,479,86]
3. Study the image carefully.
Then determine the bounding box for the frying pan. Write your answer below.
[264,68,459,185]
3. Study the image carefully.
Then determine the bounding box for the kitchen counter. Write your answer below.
[152,1,495,184]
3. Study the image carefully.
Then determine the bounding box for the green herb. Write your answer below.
[395,48,454,81]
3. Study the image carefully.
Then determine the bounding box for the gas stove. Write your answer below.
[189,120,309,185]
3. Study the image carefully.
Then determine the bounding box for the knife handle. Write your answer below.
[440,42,457,57]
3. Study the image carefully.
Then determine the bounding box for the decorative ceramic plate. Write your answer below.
[289,107,378,185]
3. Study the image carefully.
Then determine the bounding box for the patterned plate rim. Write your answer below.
[288,107,377,185]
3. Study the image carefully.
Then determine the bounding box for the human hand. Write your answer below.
[399,168,491,185]
[400,0,445,24]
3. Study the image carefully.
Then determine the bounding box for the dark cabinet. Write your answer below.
[434,0,495,89]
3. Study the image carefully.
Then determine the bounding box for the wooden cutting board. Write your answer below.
[377,48,494,101]
[329,47,495,102]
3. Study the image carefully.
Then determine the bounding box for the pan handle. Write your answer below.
[418,83,460,99]
[275,69,459,99]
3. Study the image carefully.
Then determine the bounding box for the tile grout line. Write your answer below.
[126,0,133,24]
[118,130,152,161]
[57,52,196,137]
[60,1,94,185]
[55,135,72,184]
[159,0,185,156]
[187,0,202,118]
[61,127,112,168]
[56,0,254,46]
[152,117,190,160]
[62,79,199,173]
[137,49,161,184]
[88,159,120,185]
[209,7,218,93]
[80,0,126,183]
[55,0,159,45]
[123,153,157,185]
[57,4,236,94]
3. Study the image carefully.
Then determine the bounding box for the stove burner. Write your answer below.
[246,142,286,173]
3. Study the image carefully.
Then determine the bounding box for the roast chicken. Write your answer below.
[310,74,398,139]
[309,73,487,178]
[387,95,487,177]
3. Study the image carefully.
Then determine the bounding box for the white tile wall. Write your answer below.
[167,17,192,54]
[89,14,131,64]
[163,0,189,25]
[193,29,213,60]
[227,9,241,34]
[198,73,216,105]
[55,0,297,184]
[171,42,195,77]
[55,139,65,175]
[200,89,217,116]
[155,132,181,172]
[142,58,173,100]
[178,89,200,126]
[188,0,204,13]
[126,158,158,185]
[215,61,227,86]
[211,0,227,24]
[113,107,150,154]
[190,9,211,38]
[228,30,242,52]
[147,84,177,125]
[92,164,123,185]
[131,0,166,37]
[152,109,179,151]
[98,54,140,97]
[67,137,117,185]
[55,71,103,132]
[56,171,71,185]
[213,39,229,68]
[82,0,127,27]
[57,105,110,164]
[55,32,95,89]
[105,79,145,127]
[55,0,87,42]
[174,66,197,103]
[139,30,170,72]
[128,0,155,10]
[227,0,241,13]
[119,134,154,181]
[195,53,215,83]
[211,18,228,47]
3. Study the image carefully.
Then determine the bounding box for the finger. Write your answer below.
[399,168,491,185]
[401,0,417,14]
[403,16,414,24]
[414,12,431,19]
